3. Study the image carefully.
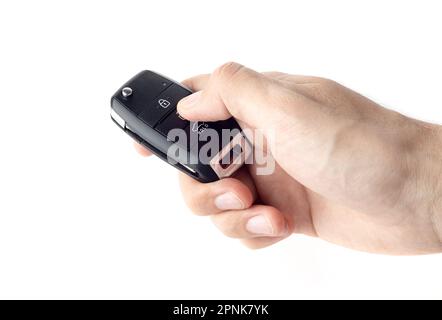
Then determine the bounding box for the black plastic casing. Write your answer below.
[110,70,247,183]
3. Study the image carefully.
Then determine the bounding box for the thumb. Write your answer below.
[177,62,302,132]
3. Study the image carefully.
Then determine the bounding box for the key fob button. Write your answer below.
[156,110,197,151]
[138,84,191,127]
[138,104,171,127]
[155,110,189,136]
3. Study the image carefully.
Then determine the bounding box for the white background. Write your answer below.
[0,0,441,299]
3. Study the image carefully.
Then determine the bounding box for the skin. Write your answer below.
[134,62,442,255]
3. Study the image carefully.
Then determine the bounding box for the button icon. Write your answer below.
[158,99,171,108]
[191,122,209,134]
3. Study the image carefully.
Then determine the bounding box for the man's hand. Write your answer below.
[135,62,442,255]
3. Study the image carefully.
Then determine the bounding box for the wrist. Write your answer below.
[427,126,442,248]
[411,121,442,251]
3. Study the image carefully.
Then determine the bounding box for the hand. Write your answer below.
[135,62,442,255]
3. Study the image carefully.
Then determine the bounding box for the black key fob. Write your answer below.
[110,70,251,183]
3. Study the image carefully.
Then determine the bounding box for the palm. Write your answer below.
[247,163,424,254]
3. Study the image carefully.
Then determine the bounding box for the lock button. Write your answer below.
[155,110,198,151]
[155,110,189,136]
[138,84,191,127]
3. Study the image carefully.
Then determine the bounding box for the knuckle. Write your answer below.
[314,77,338,89]
[213,61,245,83]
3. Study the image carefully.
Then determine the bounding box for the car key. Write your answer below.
[110,70,252,183]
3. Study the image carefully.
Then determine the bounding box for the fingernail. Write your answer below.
[179,91,202,109]
[246,215,274,235]
[214,192,244,210]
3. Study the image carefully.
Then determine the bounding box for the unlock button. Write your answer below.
[155,84,190,112]
[138,84,192,127]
